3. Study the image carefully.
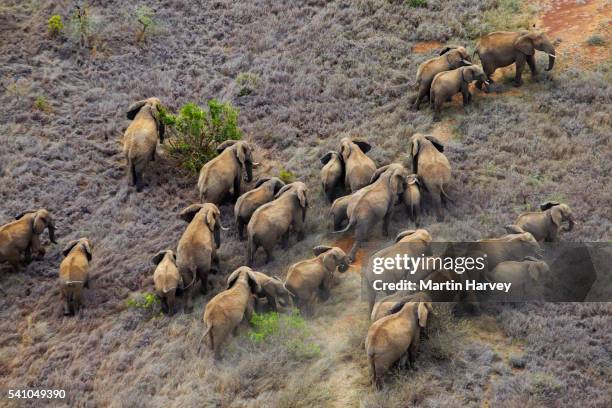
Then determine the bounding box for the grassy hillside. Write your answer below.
[0,0,610,407]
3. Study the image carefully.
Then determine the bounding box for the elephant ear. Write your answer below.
[179,204,204,223]
[151,250,168,265]
[410,137,420,172]
[425,135,444,152]
[540,201,560,211]
[395,230,416,243]
[272,178,286,193]
[216,140,238,153]
[549,206,563,229]
[313,245,333,256]
[204,205,220,231]
[296,188,308,209]
[246,270,262,294]
[235,143,248,167]
[320,151,337,165]
[226,268,243,289]
[33,211,47,234]
[62,240,80,257]
[81,239,93,261]
[461,67,475,83]
[370,165,391,184]
[389,172,405,197]
[446,49,462,66]
[126,100,147,120]
[439,46,454,55]
[254,177,271,188]
[353,139,372,153]
[505,224,525,234]
[15,210,36,220]
[417,302,431,328]
[513,34,535,55]
[153,106,165,143]
[527,262,544,281]
[274,183,293,199]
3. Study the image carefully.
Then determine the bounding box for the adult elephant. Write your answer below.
[334,165,409,263]
[363,229,433,313]
[474,31,556,87]
[513,202,575,242]
[410,133,451,220]
[340,137,376,192]
[412,45,472,110]
[234,177,285,240]
[430,65,490,119]
[0,209,56,271]
[247,182,308,266]
[467,228,543,272]
[320,150,345,202]
[198,140,257,204]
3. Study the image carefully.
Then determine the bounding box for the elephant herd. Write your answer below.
[414,30,556,119]
[0,28,569,389]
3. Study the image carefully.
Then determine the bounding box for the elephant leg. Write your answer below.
[266,295,277,312]
[526,55,538,81]
[367,286,376,314]
[233,177,241,202]
[237,219,246,241]
[514,54,526,86]
[167,292,177,316]
[412,86,427,110]
[382,212,391,237]
[348,240,361,264]
[281,232,290,249]
[184,287,194,314]
[198,269,208,295]
[159,295,169,314]
[264,246,275,264]
[211,254,220,274]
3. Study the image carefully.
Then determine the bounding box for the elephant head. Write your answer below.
[439,45,472,68]
[340,137,372,161]
[217,140,257,182]
[274,182,309,221]
[226,266,262,295]
[540,202,575,232]
[179,203,228,248]
[525,257,550,281]
[254,177,285,194]
[313,245,350,272]
[62,238,93,261]
[16,209,56,244]
[320,150,343,167]
[513,32,556,71]
[369,163,405,184]
[460,65,489,84]
[151,249,175,266]
[394,229,432,244]
[126,97,165,142]
[410,133,444,173]
[388,300,433,328]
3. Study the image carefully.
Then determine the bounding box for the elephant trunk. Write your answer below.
[244,161,253,182]
[565,217,575,232]
[542,42,556,71]
[48,224,57,244]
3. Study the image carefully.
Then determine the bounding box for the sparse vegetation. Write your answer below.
[47,15,64,36]
[126,292,160,311]
[134,5,158,42]
[236,72,259,96]
[279,167,296,184]
[407,0,427,8]
[586,34,606,46]
[162,100,242,173]
[34,96,50,113]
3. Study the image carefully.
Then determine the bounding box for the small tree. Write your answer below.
[47,15,64,37]
[135,5,157,42]
[161,100,243,174]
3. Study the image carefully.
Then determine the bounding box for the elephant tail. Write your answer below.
[440,185,454,204]
[198,324,213,355]
[368,353,378,388]
[332,217,355,234]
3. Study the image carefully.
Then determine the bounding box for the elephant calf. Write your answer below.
[513,201,575,242]
[366,299,433,389]
[123,97,165,191]
[152,250,183,316]
[488,257,549,301]
[284,246,349,314]
[234,177,285,240]
[176,203,228,313]
[250,270,293,312]
[247,182,308,266]
[199,267,261,358]
[59,238,93,316]
[412,45,472,110]
[198,140,257,204]
[340,137,376,192]
[320,151,345,202]
[430,65,489,119]
[0,209,56,271]
[403,174,422,226]
[371,291,432,322]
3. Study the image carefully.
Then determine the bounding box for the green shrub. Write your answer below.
[586,34,606,46]
[126,292,159,310]
[236,72,259,96]
[134,5,158,42]
[249,311,281,342]
[34,96,50,112]
[407,0,427,7]
[47,15,64,36]
[162,100,243,174]
[278,167,296,184]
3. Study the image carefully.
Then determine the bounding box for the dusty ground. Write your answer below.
[0,0,610,407]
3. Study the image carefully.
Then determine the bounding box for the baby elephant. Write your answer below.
[284,246,349,314]
[488,257,550,301]
[370,291,431,322]
[123,97,165,191]
[366,300,433,389]
[199,266,261,358]
[234,177,285,240]
[152,250,183,316]
[320,151,345,202]
[430,65,489,120]
[59,238,93,316]
[250,270,294,311]
[514,201,576,242]
[403,174,422,226]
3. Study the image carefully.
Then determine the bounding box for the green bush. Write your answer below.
[249,311,281,342]
[126,292,159,310]
[162,100,242,174]
[278,167,296,184]
[135,5,158,41]
[47,15,64,36]
[34,96,50,112]
[236,72,259,96]
[407,0,427,7]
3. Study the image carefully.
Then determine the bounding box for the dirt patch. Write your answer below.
[333,236,365,269]
[430,119,457,143]
[538,0,611,68]
[413,41,443,54]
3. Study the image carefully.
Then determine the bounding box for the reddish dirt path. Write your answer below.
[538,0,611,68]
[412,41,443,54]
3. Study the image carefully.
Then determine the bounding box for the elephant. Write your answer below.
[198,266,261,359]
[474,31,556,88]
[151,250,183,316]
[430,65,490,119]
[371,291,431,322]
[334,165,410,263]
[249,270,294,311]
[320,151,345,202]
[364,229,433,313]
[403,174,422,226]
[412,45,472,110]
[340,137,376,192]
[487,257,550,301]
[176,203,228,313]
[59,238,93,316]
[0,209,56,271]
[410,133,452,220]
[123,97,165,191]
[366,299,433,389]
[247,182,308,266]
[234,177,285,240]
[284,246,349,314]
[330,194,352,231]
[197,140,258,204]
[513,201,575,242]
